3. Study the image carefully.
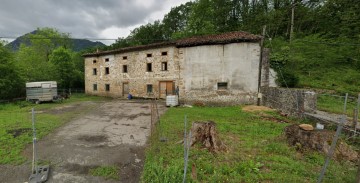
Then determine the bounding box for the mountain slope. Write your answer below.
[6,30,105,52]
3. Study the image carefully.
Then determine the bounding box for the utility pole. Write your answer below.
[257,25,266,106]
[290,1,296,43]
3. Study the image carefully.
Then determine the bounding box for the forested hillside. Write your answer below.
[0,28,102,100]
[105,0,360,94]
[6,30,105,52]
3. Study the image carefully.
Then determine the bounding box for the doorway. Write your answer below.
[159,81,174,98]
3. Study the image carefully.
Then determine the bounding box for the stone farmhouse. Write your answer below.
[83,31,276,105]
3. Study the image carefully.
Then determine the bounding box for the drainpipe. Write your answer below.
[257,25,266,106]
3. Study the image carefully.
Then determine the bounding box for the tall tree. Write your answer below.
[130,20,166,45]
[15,27,71,82]
[162,2,194,39]
[49,47,75,89]
[0,41,24,100]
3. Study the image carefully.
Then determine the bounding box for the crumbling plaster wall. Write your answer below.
[178,42,261,105]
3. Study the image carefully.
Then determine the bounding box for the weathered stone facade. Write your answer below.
[84,31,276,105]
[85,46,181,98]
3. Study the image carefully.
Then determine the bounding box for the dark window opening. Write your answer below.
[123,56,127,60]
[105,58,109,62]
[161,62,168,71]
[93,60,97,64]
[105,67,110,75]
[123,65,128,73]
[146,63,152,72]
[93,84,97,91]
[93,68,97,75]
[147,53,152,57]
[161,51,167,56]
[217,82,228,90]
[105,84,110,91]
[147,84,153,93]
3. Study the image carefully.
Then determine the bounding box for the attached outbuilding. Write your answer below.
[83,31,276,105]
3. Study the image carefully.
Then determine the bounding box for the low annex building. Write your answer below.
[83,31,276,105]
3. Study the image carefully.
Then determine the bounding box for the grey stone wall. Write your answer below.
[261,87,317,116]
[180,90,257,106]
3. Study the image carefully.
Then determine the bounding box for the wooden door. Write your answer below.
[123,83,129,96]
[159,81,174,98]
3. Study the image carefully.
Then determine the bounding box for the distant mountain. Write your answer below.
[6,30,106,52]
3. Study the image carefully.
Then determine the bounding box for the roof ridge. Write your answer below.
[83,31,261,57]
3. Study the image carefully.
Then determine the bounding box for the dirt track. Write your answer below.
[0,99,166,183]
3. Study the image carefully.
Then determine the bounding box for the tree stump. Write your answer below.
[284,124,358,162]
[188,121,227,153]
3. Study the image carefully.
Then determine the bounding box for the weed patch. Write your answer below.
[89,166,119,180]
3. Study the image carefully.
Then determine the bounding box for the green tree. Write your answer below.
[49,47,75,89]
[0,41,24,100]
[130,20,166,45]
[162,2,194,39]
[15,27,71,82]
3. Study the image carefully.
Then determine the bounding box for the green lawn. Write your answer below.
[317,94,359,118]
[141,107,358,183]
[0,94,109,164]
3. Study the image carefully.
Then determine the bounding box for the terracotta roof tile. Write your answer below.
[176,31,261,47]
[83,31,261,57]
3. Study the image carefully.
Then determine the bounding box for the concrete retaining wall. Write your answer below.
[261,87,317,116]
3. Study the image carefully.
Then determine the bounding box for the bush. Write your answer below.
[276,70,299,88]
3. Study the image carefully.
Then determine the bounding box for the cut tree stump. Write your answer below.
[188,121,227,153]
[284,124,358,162]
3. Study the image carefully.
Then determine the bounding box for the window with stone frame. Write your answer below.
[146,63,152,72]
[161,62,168,71]
[147,84,153,93]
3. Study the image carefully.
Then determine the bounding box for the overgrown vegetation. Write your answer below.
[105,0,360,94]
[141,107,357,182]
[0,94,108,164]
[89,166,119,180]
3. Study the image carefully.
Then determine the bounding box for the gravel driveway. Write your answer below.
[0,99,166,183]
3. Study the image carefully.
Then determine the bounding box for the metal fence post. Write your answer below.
[183,115,187,183]
[317,93,348,183]
[357,159,360,183]
[355,94,360,136]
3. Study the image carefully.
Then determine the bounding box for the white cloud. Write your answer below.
[0,0,192,45]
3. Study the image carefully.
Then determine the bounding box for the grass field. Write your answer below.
[317,94,359,118]
[141,106,358,183]
[0,94,108,164]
